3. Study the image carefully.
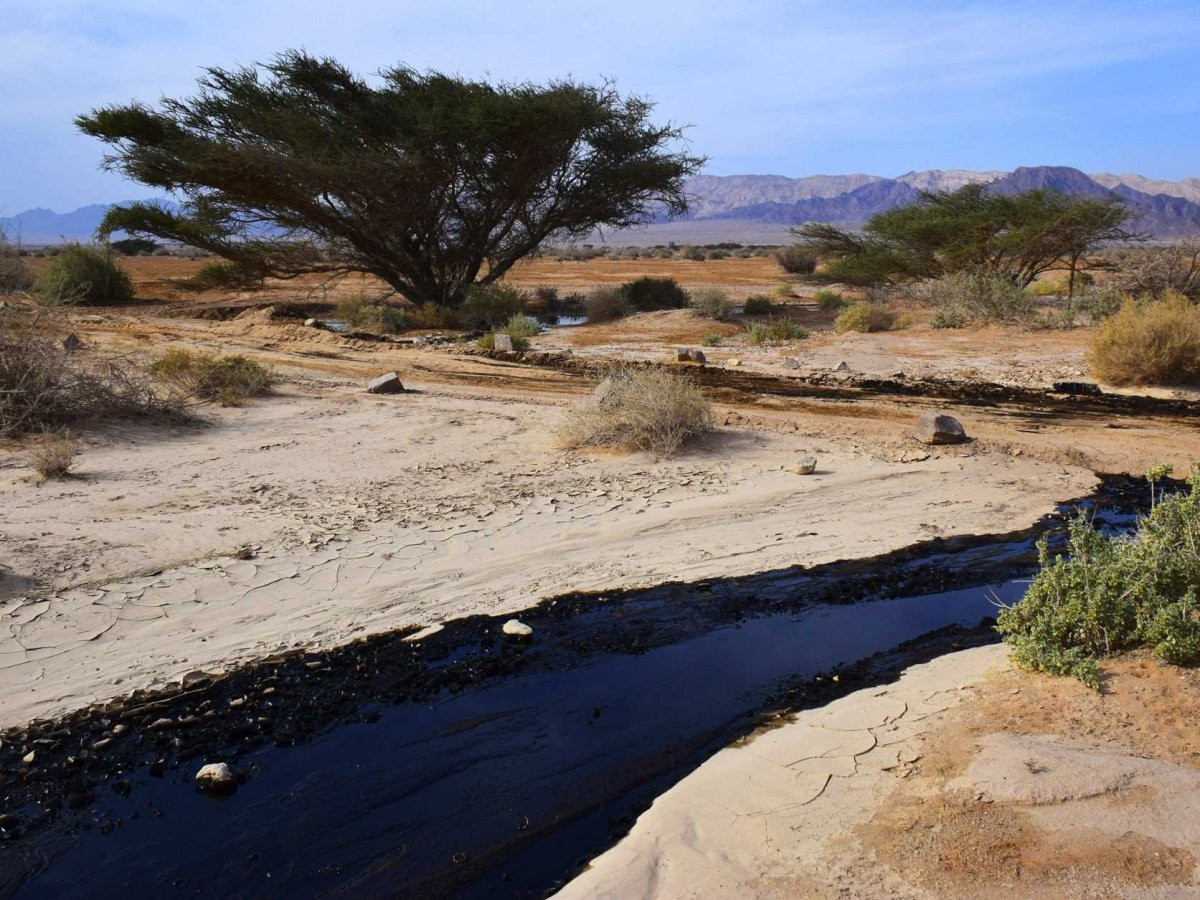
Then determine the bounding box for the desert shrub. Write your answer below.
[834,301,898,333]
[771,283,794,298]
[742,294,776,316]
[38,244,133,305]
[335,294,407,333]
[745,318,809,344]
[1113,237,1200,300]
[1077,283,1125,323]
[461,283,528,328]
[527,285,561,313]
[110,238,160,256]
[148,349,274,405]
[931,307,967,329]
[813,289,848,312]
[997,468,1200,688]
[701,333,722,347]
[0,232,34,293]
[1089,292,1200,386]
[775,244,818,275]
[406,303,459,329]
[704,248,731,261]
[926,272,1036,325]
[621,276,689,311]
[689,287,735,321]
[27,427,80,480]
[558,367,714,456]
[1,307,174,435]
[186,259,260,289]
[585,286,629,322]
[477,314,539,350]
[678,245,705,262]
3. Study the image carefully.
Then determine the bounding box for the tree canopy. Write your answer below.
[791,185,1138,291]
[77,52,704,304]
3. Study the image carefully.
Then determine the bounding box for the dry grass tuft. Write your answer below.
[27,427,80,480]
[558,367,714,457]
[148,348,274,406]
[834,301,899,333]
[1089,291,1200,386]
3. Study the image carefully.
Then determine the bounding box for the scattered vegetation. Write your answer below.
[775,244,819,275]
[925,273,1037,327]
[834,301,899,333]
[689,287,735,321]
[477,314,540,351]
[621,276,689,311]
[1,306,173,436]
[558,367,714,456]
[461,283,529,328]
[742,294,776,316]
[813,289,848,312]
[27,427,81,480]
[148,349,274,405]
[745,318,809,344]
[1089,291,1200,386]
[997,467,1200,688]
[37,243,133,305]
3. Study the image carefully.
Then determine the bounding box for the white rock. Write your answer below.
[501,619,533,638]
[195,762,237,794]
[493,333,515,352]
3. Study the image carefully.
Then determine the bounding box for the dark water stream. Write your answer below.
[0,480,1149,899]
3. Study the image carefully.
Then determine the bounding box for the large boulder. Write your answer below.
[367,371,405,394]
[914,411,967,445]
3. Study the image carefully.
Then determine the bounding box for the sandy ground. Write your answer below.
[558,645,1200,899]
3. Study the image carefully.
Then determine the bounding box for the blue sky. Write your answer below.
[2,0,1198,212]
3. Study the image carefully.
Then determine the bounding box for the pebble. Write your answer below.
[195,762,238,795]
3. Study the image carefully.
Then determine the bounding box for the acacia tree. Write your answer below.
[791,185,1137,293]
[77,52,703,305]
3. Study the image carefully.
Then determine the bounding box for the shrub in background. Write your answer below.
[621,276,689,311]
[813,289,848,312]
[745,318,809,344]
[187,259,260,290]
[689,287,735,321]
[38,244,133,305]
[461,283,528,328]
[701,333,722,347]
[775,244,819,275]
[558,367,714,456]
[1089,292,1200,386]
[585,286,629,322]
[926,272,1036,325]
[148,349,273,406]
[27,427,80,480]
[335,294,408,333]
[0,232,34,293]
[742,295,776,316]
[834,301,898,333]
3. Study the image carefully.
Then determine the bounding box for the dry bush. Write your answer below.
[744,318,809,344]
[335,294,407,333]
[0,231,34,293]
[558,367,714,456]
[585,286,628,322]
[148,348,274,405]
[37,243,133,305]
[1113,238,1200,300]
[1089,292,1200,386]
[775,244,818,274]
[689,287,735,321]
[813,289,848,312]
[834,301,899,333]
[27,427,80,480]
[1,305,175,436]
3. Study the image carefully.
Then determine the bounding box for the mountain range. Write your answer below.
[3,167,1198,246]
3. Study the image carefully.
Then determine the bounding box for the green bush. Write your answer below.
[38,244,133,304]
[745,318,809,344]
[477,313,540,350]
[335,294,407,333]
[834,301,898,333]
[461,282,528,328]
[775,244,818,274]
[678,245,705,262]
[742,295,776,316]
[701,333,722,347]
[689,287,735,321]
[585,286,629,322]
[110,238,160,256]
[621,276,689,311]
[148,349,273,406]
[1089,291,1200,386]
[926,272,1036,325]
[931,307,967,329]
[188,259,258,289]
[997,468,1200,687]
[813,289,848,312]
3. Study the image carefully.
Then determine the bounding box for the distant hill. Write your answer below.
[4,168,1198,246]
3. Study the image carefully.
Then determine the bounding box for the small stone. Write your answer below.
[21,751,35,765]
[501,619,533,639]
[195,762,238,795]
[726,358,741,367]
[492,333,515,352]
[782,357,801,369]
[835,361,851,372]
[367,371,405,394]
[914,411,967,445]
[181,671,212,690]
[303,317,322,328]
[793,455,817,475]
[62,333,83,353]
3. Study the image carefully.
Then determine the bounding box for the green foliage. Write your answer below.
[188,259,260,289]
[744,318,809,344]
[931,307,967,329]
[742,294,776,316]
[1089,291,1200,386]
[774,244,819,274]
[148,349,273,405]
[78,51,703,305]
[997,469,1200,687]
[834,301,898,333]
[621,276,689,311]
[813,289,848,312]
[110,238,160,256]
[700,333,722,347]
[477,313,540,350]
[461,283,528,328]
[38,244,133,305]
[792,186,1136,287]
[689,287,735,321]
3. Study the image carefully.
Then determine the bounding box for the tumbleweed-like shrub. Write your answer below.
[148,348,274,406]
[1089,291,1200,386]
[37,244,133,305]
